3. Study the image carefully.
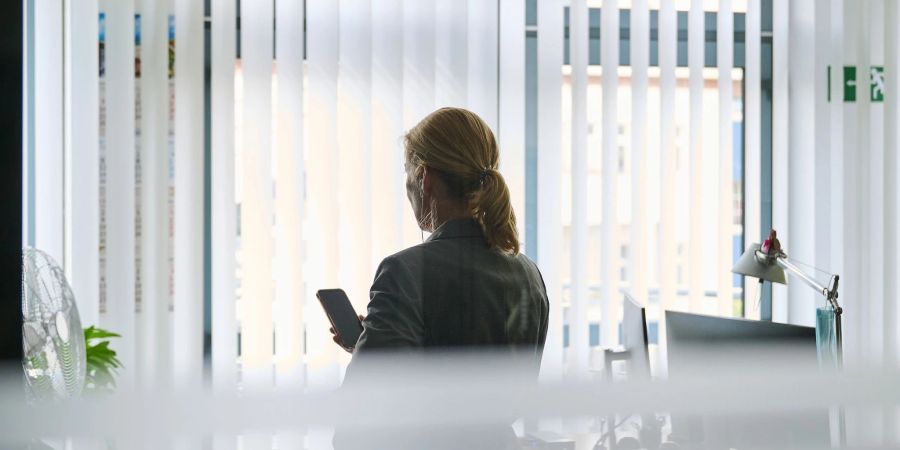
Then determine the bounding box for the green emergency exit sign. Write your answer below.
[828,65,885,103]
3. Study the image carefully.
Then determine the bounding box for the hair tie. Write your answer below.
[479,169,489,185]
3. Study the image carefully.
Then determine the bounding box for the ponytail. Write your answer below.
[404,107,521,255]
[472,169,519,254]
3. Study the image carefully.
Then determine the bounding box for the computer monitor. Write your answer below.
[621,292,650,380]
[665,311,828,448]
[665,310,818,375]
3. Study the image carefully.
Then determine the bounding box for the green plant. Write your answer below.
[83,326,122,394]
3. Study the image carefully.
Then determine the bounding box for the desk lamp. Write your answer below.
[731,229,843,367]
[732,230,846,446]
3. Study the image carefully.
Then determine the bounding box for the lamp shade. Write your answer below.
[732,243,787,285]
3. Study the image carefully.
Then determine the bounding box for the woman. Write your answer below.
[335,107,548,365]
[333,107,548,449]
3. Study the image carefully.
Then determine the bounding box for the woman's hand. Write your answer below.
[330,315,365,354]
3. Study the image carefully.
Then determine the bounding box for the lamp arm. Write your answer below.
[767,253,842,314]
[775,257,830,297]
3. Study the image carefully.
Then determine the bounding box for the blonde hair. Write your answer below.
[404,107,520,255]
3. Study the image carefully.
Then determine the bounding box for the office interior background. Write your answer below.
[15,0,900,444]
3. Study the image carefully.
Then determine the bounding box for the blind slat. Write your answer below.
[498,0,525,247]
[467,0,499,131]
[239,0,274,388]
[136,0,173,387]
[173,0,205,388]
[34,0,65,264]
[435,0,467,107]
[305,0,341,388]
[716,0,734,317]
[371,0,405,262]
[743,0,761,319]
[67,0,100,327]
[687,0,704,312]
[884,0,900,366]
[600,0,619,348]
[569,0,589,375]
[537,0,564,379]
[786,0,817,324]
[273,0,306,388]
[864,0,885,363]
[813,0,833,316]
[657,0,677,373]
[337,0,373,317]
[211,0,237,391]
[401,0,436,244]
[100,0,137,386]
[771,0,789,322]
[630,0,649,308]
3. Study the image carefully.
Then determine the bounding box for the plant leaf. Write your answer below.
[84,326,121,342]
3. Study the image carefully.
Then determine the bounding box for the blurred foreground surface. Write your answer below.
[1,348,899,450]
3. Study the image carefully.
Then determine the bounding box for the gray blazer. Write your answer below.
[346,218,549,378]
[336,219,547,449]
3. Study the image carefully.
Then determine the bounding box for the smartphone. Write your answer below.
[316,289,363,350]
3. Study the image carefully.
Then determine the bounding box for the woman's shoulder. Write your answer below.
[374,244,431,280]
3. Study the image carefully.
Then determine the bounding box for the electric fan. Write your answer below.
[21,247,87,400]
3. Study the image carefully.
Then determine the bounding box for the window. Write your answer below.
[556,3,758,373]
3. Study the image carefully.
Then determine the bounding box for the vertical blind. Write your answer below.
[31,0,759,389]
[32,0,900,397]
